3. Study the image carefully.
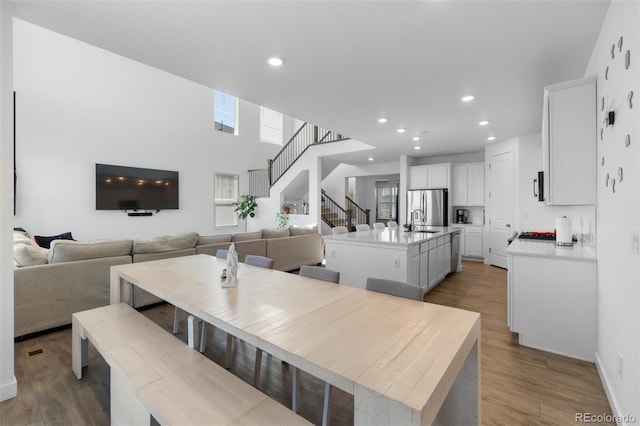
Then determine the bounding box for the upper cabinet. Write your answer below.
[408,163,451,190]
[452,163,484,206]
[542,76,596,205]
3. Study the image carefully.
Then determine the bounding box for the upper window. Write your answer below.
[214,90,238,135]
[260,107,283,145]
[214,173,239,227]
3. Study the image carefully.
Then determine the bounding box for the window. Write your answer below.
[375,180,399,221]
[214,173,239,227]
[214,90,238,134]
[260,106,283,145]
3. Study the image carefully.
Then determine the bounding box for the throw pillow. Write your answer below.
[13,242,49,267]
[231,231,262,242]
[289,224,319,236]
[261,228,290,239]
[198,234,232,245]
[34,232,74,249]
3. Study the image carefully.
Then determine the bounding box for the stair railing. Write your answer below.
[268,123,348,187]
[345,195,370,227]
[321,189,352,229]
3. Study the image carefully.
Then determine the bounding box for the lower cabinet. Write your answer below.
[407,234,454,292]
[508,253,596,361]
[462,225,483,258]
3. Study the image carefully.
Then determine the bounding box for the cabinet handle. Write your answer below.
[506,224,511,228]
[533,179,538,197]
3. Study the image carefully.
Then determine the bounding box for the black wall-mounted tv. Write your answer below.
[96,163,179,211]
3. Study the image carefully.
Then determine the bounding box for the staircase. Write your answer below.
[321,189,370,231]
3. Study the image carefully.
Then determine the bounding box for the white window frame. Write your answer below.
[214,90,238,135]
[214,173,239,228]
[260,106,284,145]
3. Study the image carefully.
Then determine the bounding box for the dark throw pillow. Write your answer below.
[34,232,75,249]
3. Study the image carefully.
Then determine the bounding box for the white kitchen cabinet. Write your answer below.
[507,244,596,361]
[452,163,484,206]
[464,227,483,258]
[408,165,428,190]
[444,241,452,275]
[542,76,596,205]
[408,163,451,190]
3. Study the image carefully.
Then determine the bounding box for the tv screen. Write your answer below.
[96,163,179,210]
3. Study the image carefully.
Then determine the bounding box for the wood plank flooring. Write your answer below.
[1,260,613,425]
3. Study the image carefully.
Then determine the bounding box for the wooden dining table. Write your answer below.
[110,254,481,425]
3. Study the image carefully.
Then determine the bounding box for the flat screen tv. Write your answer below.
[96,163,179,210]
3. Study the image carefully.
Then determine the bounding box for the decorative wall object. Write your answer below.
[599,34,634,196]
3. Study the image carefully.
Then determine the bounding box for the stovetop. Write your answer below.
[518,231,556,241]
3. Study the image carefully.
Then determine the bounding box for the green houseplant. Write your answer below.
[275,211,289,229]
[234,194,258,231]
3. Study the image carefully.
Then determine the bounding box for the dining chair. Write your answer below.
[299,265,340,283]
[373,222,386,229]
[331,226,349,235]
[244,254,275,269]
[215,249,228,259]
[355,223,371,231]
[296,265,340,424]
[387,221,398,228]
[365,277,423,301]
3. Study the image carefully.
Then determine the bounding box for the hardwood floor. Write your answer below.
[1,260,613,425]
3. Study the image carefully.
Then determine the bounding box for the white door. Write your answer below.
[488,151,514,268]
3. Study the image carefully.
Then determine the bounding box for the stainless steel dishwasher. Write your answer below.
[451,231,460,272]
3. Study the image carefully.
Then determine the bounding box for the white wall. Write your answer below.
[410,151,484,166]
[584,1,640,421]
[0,3,17,403]
[13,19,283,240]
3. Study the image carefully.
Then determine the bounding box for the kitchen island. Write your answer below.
[324,226,462,293]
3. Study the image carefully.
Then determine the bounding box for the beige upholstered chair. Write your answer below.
[355,224,371,231]
[331,226,349,235]
[373,222,386,229]
[387,221,398,228]
[215,249,228,259]
[365,277,423,301]
[297,265,341,424]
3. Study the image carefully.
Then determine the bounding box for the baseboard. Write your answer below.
[0,376,17,402]
[595,352,629,425]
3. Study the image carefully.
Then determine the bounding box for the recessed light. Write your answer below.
[412,136,420,141]
[378,118,388,123]
[487,136,496,141]
[267,57,284,67]
[397,128,406,133]
[414,146,421,150]
[478,120,489,126]
[461,95,474,102]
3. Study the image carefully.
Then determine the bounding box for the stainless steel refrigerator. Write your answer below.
[407,189,448,227]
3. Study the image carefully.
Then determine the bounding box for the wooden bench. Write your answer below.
[72,303,310,426]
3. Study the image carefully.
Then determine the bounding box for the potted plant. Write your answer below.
[276,211,289,229]
[234,194,258,231]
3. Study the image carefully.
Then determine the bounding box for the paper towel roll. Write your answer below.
[556,216,573,246]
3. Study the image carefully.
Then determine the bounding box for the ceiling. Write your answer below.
[10,0,610,165]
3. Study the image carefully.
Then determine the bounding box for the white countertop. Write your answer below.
[323,226,462,247]
[506,239,596,262]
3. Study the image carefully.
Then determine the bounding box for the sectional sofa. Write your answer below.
[13,226,323,338]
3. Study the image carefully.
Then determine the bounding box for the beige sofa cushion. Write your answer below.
[289,224,319,236]
[14,243,49,267]
[262,228,290,239]
[132,232,199,254]
[232,231,262,242]
[49,239,134,263]
[198,234,232,245]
